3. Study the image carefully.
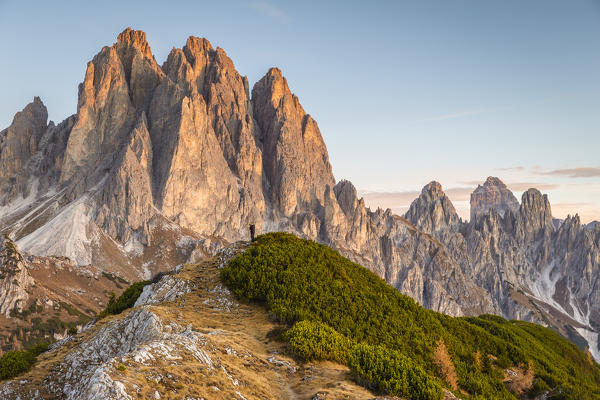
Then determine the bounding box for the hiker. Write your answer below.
[249,223,256,242]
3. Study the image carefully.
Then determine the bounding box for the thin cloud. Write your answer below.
[458,179,558,192]
[411,110,486,124]
[540,167,600,178]
[497,166,526,172]
[247,2,291,23]
[507,182,559,191]
[360,186,474,208]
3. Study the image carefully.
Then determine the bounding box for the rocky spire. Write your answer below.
[252,68,335,216]
[0,236,34,317]
[60,28,163,190]
[0,97,48,179]
[405,181,459,234]
[470,176,519,220]
[515,188,554,241]
[0,97,48,205]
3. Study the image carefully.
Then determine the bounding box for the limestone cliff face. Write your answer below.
[470,176,519,219]
[95,114,154,245]
[1,29,598,359]
[252,68,335,217]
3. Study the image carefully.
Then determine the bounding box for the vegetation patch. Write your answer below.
[101,272,129,289]
[0,342,49,381]
[99,280,150,318]
[221,232,600,399]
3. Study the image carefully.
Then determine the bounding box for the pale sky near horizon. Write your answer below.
[1,1,599,222]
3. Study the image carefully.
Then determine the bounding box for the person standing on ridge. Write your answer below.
[249,223,256,242]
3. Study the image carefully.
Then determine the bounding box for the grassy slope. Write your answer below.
[221,233,600,400]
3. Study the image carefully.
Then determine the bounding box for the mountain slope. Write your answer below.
[0,242,384,400]
[221,233,600,399]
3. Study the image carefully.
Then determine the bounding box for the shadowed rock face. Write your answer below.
[1,28,599,359]
[470,176,519,219]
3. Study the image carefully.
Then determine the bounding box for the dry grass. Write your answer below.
[433,340,458,390]
[503,361,534,396]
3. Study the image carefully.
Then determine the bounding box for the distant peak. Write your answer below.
[470,176,518,219]
[422,181,444,196]
[483,176,507,188]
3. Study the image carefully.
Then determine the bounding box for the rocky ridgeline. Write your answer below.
[0,28,598,359]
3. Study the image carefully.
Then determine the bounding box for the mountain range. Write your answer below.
[0,28,598,364]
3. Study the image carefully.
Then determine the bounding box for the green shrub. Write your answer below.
[220,233,600,399]
[349,343,442,400]
[283,320,352,363]
[0,342,49,381]
[99,280,150,318]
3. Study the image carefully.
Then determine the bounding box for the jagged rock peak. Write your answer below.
[116,27,154,60]
[470,176,519,219]
[254,67,295,110]
[405,181,459,234]
[184,36,213,58]
[334,180,359,216]
[252,66,335,216]
[518,188,554,233]
[0,97,49,198]
[421,180,444,196]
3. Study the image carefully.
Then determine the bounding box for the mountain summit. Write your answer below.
[470,176,519,219]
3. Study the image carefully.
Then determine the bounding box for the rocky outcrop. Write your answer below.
[0,236,34,317]
[470,176,519,219]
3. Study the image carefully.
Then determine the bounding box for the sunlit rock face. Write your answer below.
[1,28,599,360]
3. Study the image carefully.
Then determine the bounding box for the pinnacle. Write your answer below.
[116,27,153,59]
[484,176,505,186]
[422,181,444,195]
[185,36,213,52]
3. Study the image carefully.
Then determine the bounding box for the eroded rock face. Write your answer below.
[470,177,519,219]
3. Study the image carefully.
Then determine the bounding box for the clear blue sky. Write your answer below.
[1,0,599,221]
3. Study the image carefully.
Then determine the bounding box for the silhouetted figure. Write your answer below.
[249,224,256,242]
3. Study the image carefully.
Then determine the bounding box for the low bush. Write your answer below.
[349,343,442,400]
[0,342,49,381]
[283,320,352,363]
[99,280,150,318]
